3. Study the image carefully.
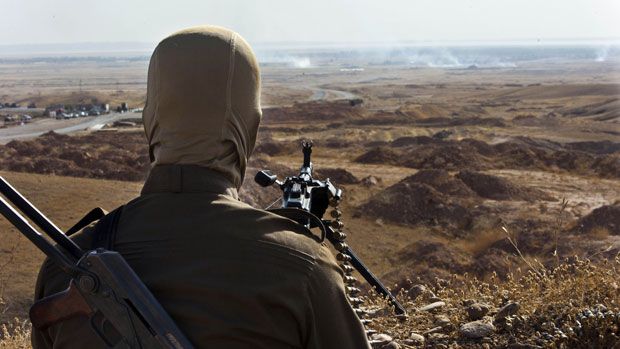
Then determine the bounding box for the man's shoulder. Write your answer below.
[124,193,330,260]
[226,199,329,257]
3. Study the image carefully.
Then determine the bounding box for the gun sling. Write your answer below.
[0,176,193,348]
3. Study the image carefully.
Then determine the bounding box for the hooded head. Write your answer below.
[143,26,261,188]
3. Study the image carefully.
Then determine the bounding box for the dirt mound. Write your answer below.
[314,168,359,185]
[397,240,472,273]
[574,202,620,235]
[561,98,620,121]
[395,103,451,119]
[359,178,473,229]
[406,169,475,197]
[456,170,554,202]
[413,116,506,127]
[591,154,620,178]
[391,136,439,147]
[262,100,366,124]
[383,240,473,284]
[404,143,491,171]
[354,146,402,164]
[254,140,293,156]
[511,114,539,125]
[566,140,620,154]
[496,83,620,100]
[355,137,620,178]
[471,247,521,278]
[0,131,149,181]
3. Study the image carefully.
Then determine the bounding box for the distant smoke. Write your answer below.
[255,44,619,70]
[256,51,312,68]
[408,48,516,68]
[291,57,311,68]
[595,46,610,62]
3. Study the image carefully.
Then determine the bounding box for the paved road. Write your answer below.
[0,86,357,143]
[0,112,135,144]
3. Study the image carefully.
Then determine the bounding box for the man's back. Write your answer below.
[33,165,370,348]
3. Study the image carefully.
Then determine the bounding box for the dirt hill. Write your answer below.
[355,137,620,178]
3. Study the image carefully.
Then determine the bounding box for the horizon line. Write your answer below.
[2,36,620,48]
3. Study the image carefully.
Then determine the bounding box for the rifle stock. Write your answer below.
[0,176,194,349]
[30,281,92,330]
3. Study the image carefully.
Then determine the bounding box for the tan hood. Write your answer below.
[143,25,261,188]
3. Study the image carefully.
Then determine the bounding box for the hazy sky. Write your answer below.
[1,0,619,47]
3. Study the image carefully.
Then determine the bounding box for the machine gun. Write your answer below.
[255,141,407,317]
[0,177,193,349]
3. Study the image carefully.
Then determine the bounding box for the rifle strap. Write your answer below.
[91,206,124,250]
[65,207,107,236]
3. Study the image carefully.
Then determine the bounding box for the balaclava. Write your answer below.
[143,25,261,188]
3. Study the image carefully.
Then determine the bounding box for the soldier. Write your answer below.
[32,26,371,348]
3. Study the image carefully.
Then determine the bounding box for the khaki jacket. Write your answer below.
[32,165,371,349]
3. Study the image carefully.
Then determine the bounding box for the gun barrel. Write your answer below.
[0,176,83,259]
[0,195,77,274]
[345,248,407,316]
[302,141,312,168]
[326,227,407,316]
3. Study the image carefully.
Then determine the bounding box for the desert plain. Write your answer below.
[0,45,619,347]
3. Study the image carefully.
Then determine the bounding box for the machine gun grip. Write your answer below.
[30,280,93,330]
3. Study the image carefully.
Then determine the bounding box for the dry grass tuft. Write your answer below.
[367,256,620,348]
[0,318,31,348]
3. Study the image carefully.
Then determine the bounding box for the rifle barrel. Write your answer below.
[0,195,77,274]
[0,176,83,259]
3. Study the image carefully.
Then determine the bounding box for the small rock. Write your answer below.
[419,301,445,312]
[507,343,543,349]
[423,326,443,335]
[380,342,400,349]
[407,284,426,300]
[370,333,392,344]
[466,302,491,320]
[409,333,425,345]
[434,315,451,327]
[462,299,476,307]
[495,302,520,321]
[460,320,496,339]
[370,333,398,349]
[594,304,608,313]
[427,333,449,342]
[362,175,381,187]
[429,296,443,302]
